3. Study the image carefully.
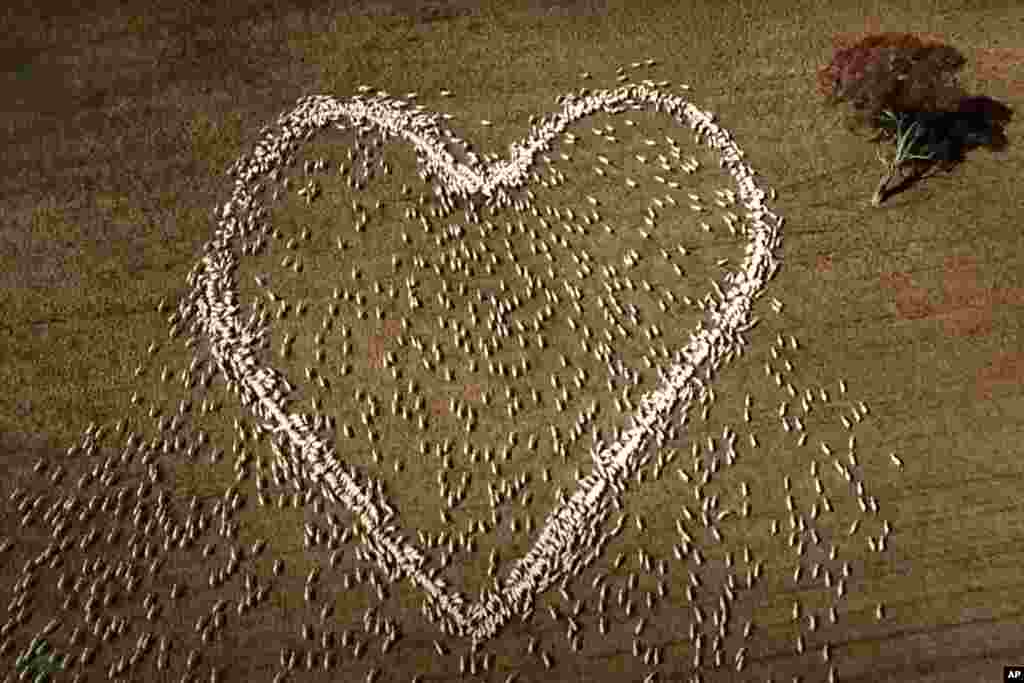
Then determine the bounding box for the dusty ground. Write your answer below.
[1,0,1023,682]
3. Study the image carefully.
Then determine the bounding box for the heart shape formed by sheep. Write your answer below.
[189,83,782,642]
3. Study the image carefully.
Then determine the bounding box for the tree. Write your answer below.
[15,639,65,683]
[818,32,1014,205]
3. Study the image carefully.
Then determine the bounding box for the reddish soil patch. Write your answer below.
[428,393,450,418]
[936,254,994,336]
[881,270,931,320]
[973,46,1024,95]
[882,255,1024,401]
[976,352,1024,400]
[462,382,484,403]
[880,255,1024,332]
[428,381,484,418]
[366,317,403,369]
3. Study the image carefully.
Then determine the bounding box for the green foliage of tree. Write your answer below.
[15,639,65,683]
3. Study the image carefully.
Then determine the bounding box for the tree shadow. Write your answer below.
[873,95,1014,201]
